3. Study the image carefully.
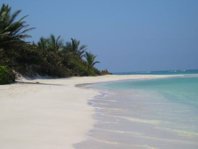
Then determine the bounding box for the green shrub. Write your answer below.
[0,66,15,85]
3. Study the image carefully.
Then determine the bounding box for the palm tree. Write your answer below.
[65,38,87,58]
[37,35,63,52]
[37,37,48,51]
[48,34,63,51]
[85,52,99,71]
[0,4,34,50]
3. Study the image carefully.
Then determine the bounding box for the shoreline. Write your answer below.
[0,75,177,149]
[75,75,198,149]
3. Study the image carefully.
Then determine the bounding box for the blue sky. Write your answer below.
[1,0,198,72]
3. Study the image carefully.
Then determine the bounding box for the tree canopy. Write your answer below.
[0,4,109,84]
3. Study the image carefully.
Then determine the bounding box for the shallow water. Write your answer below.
[75,75,198,149]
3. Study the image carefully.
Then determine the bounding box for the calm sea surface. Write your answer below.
[75,74,198,149]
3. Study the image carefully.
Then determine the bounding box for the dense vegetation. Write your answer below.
[0,66,15,84]
[0,4,109,84]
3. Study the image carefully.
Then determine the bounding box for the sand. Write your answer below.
[0,75,173,149]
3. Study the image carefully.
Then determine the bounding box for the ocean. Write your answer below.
[75,74,198,149]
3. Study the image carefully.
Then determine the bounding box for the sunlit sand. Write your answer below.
[0,75,171,149]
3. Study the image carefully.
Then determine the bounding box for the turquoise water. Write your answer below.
[76,75,198,149]
[101,75,198,107]
[114,69,198,75]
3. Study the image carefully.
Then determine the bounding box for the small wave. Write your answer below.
[118,116,161,125]
[90,137,157,149]
[158,127,198,137]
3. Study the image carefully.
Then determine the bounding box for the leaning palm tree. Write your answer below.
[0,4,34,50]
[85,52,99,71]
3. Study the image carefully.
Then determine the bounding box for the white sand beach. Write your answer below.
[0,75,172,149]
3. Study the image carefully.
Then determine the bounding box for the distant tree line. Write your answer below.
[0,4,110,84]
